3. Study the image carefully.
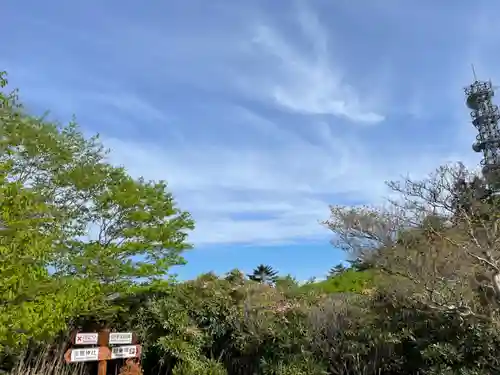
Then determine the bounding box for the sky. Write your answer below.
[1,0,498,281]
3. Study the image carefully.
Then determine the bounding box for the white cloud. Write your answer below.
[99,107,477,246]
[235,8,385,124]
[100,125,343,245]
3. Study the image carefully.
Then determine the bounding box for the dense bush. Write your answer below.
[300,269,377,294]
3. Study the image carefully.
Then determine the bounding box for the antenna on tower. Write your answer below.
[465,68,500,195]
[471,64,478,81]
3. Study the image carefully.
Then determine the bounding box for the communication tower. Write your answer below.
[465,66,500,194]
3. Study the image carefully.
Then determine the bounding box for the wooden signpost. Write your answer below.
[65,329,141,375]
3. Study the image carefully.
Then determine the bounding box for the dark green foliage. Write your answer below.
[116,274,325,375]
[347,257,374,271]
[247,264,278,285]
[327,263,346,278]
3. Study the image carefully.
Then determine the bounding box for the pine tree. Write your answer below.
[327,263,346,278]
[248,264,278,285]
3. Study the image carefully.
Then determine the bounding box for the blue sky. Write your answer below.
[2,0,496,281]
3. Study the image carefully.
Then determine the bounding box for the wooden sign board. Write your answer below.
[65,347,110,363]
[64,346,141,363]
[74,332,99,345]
[110,345,141,359]
[109,332,136,345]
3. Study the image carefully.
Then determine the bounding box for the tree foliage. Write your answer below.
[304,269,376,295]
[0,72,194,350]
[247,265,278,285]
[327,263,346,278]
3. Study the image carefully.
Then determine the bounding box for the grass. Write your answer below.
[8,345,87,375]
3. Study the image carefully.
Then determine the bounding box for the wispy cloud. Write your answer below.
[237,8,385,123]
[100,114,475,246]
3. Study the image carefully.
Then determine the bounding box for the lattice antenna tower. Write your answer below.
[465,65,500,193]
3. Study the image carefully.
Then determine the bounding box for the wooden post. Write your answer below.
[97,328,110,375]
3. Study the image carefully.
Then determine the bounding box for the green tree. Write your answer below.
[0,71,194,347]
[346,257,374,271]
[301,269,375,294]
[327,263,346,278]
[0,170,99,349]
[248,264,278,285]
[224,268,245,284]
[275,274,299,289]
